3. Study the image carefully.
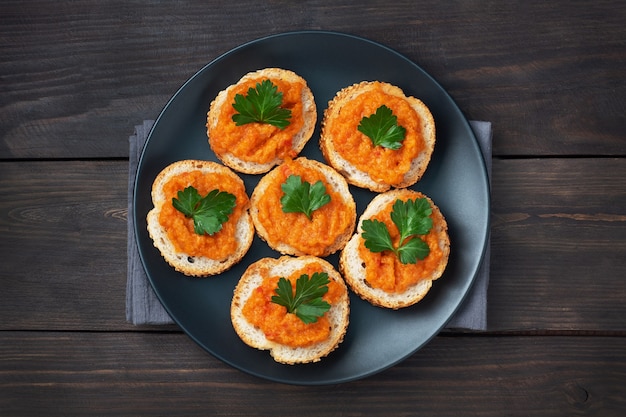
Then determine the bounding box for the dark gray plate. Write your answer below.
[134,31,490,385]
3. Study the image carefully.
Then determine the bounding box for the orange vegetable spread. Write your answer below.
[211,77,306,164]
[158,170,248,260]
[326,82,425,185]
[358,197,445,293]
[242,263,345,347]
[256,159,354,256]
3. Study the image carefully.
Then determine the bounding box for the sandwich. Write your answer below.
[320,81,435,192]
[250,157,356,257]
[146,159,254,277]
[340,189,450,309]
[231,255,350,364]
[207,68,317,174]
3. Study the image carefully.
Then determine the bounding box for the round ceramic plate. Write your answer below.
[134,31,490,385]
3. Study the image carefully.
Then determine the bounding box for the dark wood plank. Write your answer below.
[1,1,624,159]
[2,1,623,415]
[0,161,132,330]
[488,158,626,331]
[1,332,624,416]
[1,158,625,331]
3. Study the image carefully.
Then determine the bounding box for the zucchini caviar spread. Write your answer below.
[255,159,355,256]
[210,77,307,165]
[241,263,345,347]
[325,81,426,186]
[158,170,248,260]
[357,196,446,293]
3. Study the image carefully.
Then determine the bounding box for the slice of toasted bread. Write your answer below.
[249,157,356,257]
[340,189,450,309]
[207,68,317,174]
[231,256,350,364]
[147,160,254,277]
[320,81,435,192]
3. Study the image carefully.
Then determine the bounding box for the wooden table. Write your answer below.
[2,1,625,415]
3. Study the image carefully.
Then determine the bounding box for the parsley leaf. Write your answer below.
[231,79,292,129]
[357,105,407,149]
[280,175,331,220]
[396,237,431,264]
[271,272,331,324]
[361,219,395,253]
[361,198,433,264]
[172,186,236,236]
[390,198,433,242]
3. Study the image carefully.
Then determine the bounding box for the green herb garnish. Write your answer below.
[361,198,433,264]
[357,104,406,150]
[172,186,236,236]
[280,174,331,220]
[271,272,331,324]
[231,79,292,129]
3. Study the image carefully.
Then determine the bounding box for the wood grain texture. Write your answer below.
[1,332,624,416]
[0,161,130,330]
[1,1,624,158]
[1,1,625,413]
[0,159,624,331]
[489,158,626,331]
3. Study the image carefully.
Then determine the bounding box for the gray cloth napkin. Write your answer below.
[445,120,492,330]
[126,120,173,325]
[126,120,492,329]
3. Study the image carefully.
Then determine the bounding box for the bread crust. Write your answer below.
[250,157,356,257]
[207,68,317,174]
[320,81,435,192]
[339,189,450,309]
[230,256,350,364]
[146,160,254,277]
